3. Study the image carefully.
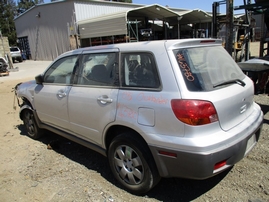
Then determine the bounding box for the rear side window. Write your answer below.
[173,46,245,91]
[77,52,119,86]
[121,53,160,89]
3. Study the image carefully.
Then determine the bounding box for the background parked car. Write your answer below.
[10,47,23,63]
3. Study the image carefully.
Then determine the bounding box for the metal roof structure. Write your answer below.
[126,4,182,20]
[234,0,269,14]
[14,0,213,60]
[177,9,212,24]
[78,4,212,39]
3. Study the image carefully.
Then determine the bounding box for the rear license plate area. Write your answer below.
[245,134,256,155]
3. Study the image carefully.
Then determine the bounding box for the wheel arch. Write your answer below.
[19,97,34,120]
[105,125,161,194]
[104,125,149,155]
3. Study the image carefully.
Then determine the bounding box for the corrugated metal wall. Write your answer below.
[78,12,127,38]
[74,1,139,21]
[14,0,142,61]
[15,2,74,61]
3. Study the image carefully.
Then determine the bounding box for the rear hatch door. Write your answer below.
[167,39,255,131]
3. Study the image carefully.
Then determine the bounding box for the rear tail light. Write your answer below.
[171,99,218,125]
[200,40,216,43]
[214,160,227,170]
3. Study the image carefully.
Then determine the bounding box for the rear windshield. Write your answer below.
[173,46,245,91]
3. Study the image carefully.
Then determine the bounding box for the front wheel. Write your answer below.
[22,109,43,139]
[108,133,160,195]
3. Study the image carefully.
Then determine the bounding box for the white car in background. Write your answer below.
[10,46,23,63]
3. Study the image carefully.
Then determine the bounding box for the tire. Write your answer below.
[22,109,43,139]
[108,133,160,195]
[19,57,23,62]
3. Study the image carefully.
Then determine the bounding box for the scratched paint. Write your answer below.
[121,91,169,105]
[137,93,168,104]
[117,103,137,119]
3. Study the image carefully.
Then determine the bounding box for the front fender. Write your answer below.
[19,104,34,120]
[15,80,37,106]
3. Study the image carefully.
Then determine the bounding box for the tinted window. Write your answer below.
[173,46,245,91]
[121,53,160,89]
[77,52,118,86]
[44,55,78,84]
[10,47,20,52]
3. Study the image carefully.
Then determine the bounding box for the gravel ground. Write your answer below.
[0,43,268,201]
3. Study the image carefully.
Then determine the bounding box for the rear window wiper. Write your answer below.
[213,79,246,88]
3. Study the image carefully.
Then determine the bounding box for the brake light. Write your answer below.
[200,40,216,43]
[171,99,218,125]
[158,150,177,158]
[214,160,227,170]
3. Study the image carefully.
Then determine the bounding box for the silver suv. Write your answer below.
[15,39,263,194]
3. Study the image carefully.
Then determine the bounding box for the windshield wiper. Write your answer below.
[213,79,246,88]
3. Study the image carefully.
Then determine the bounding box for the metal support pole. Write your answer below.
[244,0,251,61]
[136,19,139,41]
[212,2,218,38]
[178,20,180,39]
[259,13,265,57]
[225,0,234,56]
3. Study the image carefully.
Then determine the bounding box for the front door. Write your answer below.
[34,55,79,131]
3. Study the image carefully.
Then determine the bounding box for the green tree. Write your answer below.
[0,0,44,46]
[17,0,44,15]
[0,0,17,45]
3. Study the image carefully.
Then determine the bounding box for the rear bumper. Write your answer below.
[12,56,22,59]
[149,110,263,179]
[11,54,22,59]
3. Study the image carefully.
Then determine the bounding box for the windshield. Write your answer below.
[173,46,245,91]
[10,47,20,52]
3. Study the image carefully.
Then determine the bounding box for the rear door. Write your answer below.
[68,50,119,145]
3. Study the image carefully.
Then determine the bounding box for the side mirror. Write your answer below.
[35,74,44,84]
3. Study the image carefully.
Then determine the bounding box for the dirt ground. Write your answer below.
[0,44,269,201]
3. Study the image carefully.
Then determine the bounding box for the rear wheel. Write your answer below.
[22,109,43,139]
[108,133,160,195]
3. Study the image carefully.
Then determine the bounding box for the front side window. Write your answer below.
[44,55,78,84]
[77,52,118,86]
[173,46,245,91]
[121,53,160,89]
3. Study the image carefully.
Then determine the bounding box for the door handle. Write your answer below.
[57,90,67,98]
[97,95,113,105]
